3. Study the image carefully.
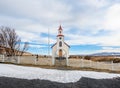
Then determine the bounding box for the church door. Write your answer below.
[59,49,62,57]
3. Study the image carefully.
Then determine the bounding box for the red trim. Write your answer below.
[57,35,64,37]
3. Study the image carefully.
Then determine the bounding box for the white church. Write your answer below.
[51,25,70,66]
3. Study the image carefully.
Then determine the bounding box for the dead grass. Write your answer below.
[83,56,120,63]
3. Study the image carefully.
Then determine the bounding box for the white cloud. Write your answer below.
[103,3,120,30]
[0,0,120,54]
[67,2,120,47]
[98,46,120,53]
[29,44,47,48]
[0,0,72,23]
[82,0,109,8]
[16,30,40,42]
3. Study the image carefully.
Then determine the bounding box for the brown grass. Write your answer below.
[83,56,120,63]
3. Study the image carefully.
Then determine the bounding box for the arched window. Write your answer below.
[59,37,61,40]
[59,41,62,47]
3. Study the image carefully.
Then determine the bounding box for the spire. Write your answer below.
[58,25,62,30]
[57,25,64,37]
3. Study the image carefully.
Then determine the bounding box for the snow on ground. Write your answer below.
[0,64,120,83]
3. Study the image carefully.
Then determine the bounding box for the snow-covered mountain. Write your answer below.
[91,52,120,56]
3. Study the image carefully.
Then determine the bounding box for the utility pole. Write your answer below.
[48,28,50,57]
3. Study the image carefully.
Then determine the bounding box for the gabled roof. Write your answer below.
[51,43,57,48]
[64,42,70,48]
[51,42,70,48]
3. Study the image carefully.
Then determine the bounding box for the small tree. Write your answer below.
[20,42,29,56]
[0,26,29,57]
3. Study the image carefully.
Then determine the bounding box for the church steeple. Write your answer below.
[57,25,64,45]
[58,25,63,36]
[58,25,62,30]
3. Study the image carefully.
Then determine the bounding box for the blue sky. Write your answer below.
[0,0,120,55]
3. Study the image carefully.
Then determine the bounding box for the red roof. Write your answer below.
[58,25,62,30]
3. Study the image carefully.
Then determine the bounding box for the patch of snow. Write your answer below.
[0,64,120,83]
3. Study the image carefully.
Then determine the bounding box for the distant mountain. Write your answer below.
[91,52,120,56]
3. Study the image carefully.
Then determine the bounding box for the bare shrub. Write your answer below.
[0,26,29,57]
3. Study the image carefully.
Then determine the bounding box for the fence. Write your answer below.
[0,56,120,71]
[0,55,52,66]
[68,58,120,71]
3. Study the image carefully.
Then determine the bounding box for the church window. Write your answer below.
[59,37,61,40]
[59,41,62,47]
